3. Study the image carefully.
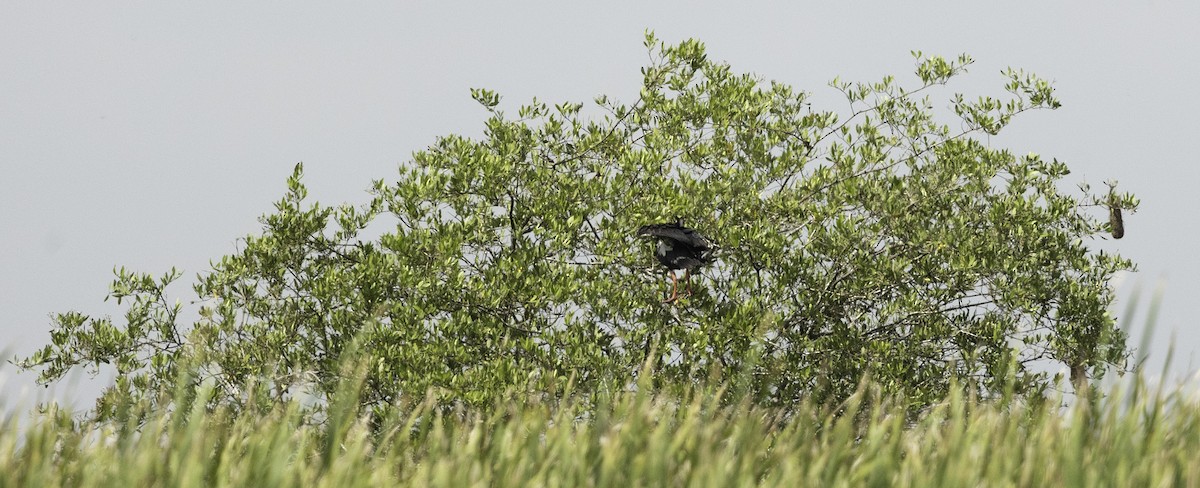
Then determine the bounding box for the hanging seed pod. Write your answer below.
[1108,191,1124,239]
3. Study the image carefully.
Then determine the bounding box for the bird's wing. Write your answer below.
[639,224,713,250]
[680,228,714,251]
[638,224,688,242]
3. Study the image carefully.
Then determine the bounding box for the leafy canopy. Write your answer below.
[19,33,1137,418]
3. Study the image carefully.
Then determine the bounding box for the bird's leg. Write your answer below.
[682,269,694,298]
[663,271,679,303]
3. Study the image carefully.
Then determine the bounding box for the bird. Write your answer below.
[637,219,716,303]
[1108,190,1125,239]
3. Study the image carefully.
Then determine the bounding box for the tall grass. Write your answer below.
[2,370,1199,487]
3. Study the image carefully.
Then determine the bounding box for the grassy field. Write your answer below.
[3,373,1198,488]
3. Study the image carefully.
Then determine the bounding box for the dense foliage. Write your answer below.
[18,34,1137,418]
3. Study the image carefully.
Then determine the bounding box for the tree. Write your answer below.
[18,33,1138,418]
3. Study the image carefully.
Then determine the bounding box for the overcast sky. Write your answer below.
[3,3,1197,409]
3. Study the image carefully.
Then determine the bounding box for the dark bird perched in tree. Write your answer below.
[637,219,716,303]
[1108,190,1125,239]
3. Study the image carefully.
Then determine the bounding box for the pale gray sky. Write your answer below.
[3,3,1197,408]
